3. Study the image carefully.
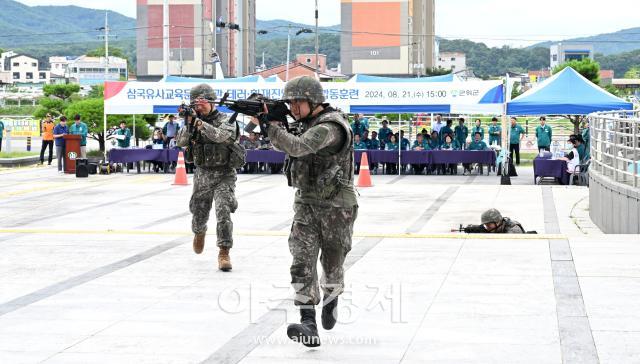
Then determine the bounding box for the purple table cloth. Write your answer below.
[429,150,496,165]
[109,148,179,163]
[245,150,286,163]
[533,156,570,185]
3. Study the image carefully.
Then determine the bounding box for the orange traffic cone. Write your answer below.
[172,151,189,185]
[357,152,373,187]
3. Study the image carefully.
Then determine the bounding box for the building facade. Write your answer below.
[550,43,594,69]
[0,52,50,85]
[340,0,435,76]
[136,0,256,80]
[66,56,128,86]
[436,52,465,73]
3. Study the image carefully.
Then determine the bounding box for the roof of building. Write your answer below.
[600,70,614,79]
[254,60,345,80]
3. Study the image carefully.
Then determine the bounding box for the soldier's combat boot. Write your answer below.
[287,307,321,347]
[321,295,338,330]
[193,233,205,254]
[218,247,232,271]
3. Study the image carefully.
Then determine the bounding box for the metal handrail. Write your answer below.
[588,109,640,188]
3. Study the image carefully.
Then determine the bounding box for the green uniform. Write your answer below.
[354,140,368,150]
[0,121,4,151]
[468,140,488,151]
[378,127,392,144]
[510,124,525,145]
[581,127,590,161]
[454,125,468,147]
[69,122,89,146]
[535,124,552,148]
[471,126,484,141]
[439,126,453,144]
[440,141,460,150]
[385,142,399,151]
[115,127,132,148]
[428,138,440,150]
[488,124,501,146]
[577,143,587,164]
[412,140,430,150]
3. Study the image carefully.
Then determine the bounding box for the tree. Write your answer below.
[88,85,104,98]
[425,67,451,76]
[87,46,128,60]
[552,58,601,84]
[623,66,640,79]
[552,58,601,134]
[43,84,81,101]
[64,98,110,151]
[34,84,81,118]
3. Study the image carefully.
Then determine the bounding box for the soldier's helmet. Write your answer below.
[481,208,503,224]
[190,84,217,102]
[283,76,325,104]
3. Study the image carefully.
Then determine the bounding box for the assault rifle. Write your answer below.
[217,92,293,137]
[451,224,488,233]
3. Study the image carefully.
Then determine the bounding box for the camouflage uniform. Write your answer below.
[268,77,358,306]
[481,208,525,234]
[176,85,239,248]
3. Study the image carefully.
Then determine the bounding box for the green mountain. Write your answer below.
[0,0,636,78]
[531,27,640,55]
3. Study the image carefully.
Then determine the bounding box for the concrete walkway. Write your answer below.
[0,166,637,364]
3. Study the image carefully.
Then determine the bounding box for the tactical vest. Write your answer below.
[496,217,525,233]
[286,109,354,200]
[192,110,237,168]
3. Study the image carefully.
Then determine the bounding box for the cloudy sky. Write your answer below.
[15,0,640,47]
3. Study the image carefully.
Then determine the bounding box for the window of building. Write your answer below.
[306,58,311,64]
[13,72,19,79]
[451,57,456,61]
[552,55,558,61]
[12,62,19,67]
[32,62,37,67]
[39,72,46,79]
[26,72,33,79]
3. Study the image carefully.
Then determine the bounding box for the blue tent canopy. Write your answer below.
[350,73,454,83]
[507,67,633,115]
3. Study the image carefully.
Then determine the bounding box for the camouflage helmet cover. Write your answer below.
[481,208,503,224]
[283,76,325,104]
[190,83,217,102]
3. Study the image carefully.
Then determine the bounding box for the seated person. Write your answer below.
[368,131,381,173]
[439,133,460,174]
[242,132,262,173]
[151,128,165,173]
[353,134,368,174]
[560,135,582,177]
[411,133,430,174]
[428,131,441,174]
[464,132,489,175]
[384,133,400,174]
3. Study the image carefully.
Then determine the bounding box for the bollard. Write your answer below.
[27,136,31,152]
[5,125,11,153]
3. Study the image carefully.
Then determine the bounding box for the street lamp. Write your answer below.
[286,27,313,81]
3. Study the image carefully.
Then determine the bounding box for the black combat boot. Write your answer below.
[287,306,321,347]
[321,295,338,330]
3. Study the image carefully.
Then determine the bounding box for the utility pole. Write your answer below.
[162,0,170,79]
[314,0,319,77]
[286,24,291,81]
[97,10,116,160]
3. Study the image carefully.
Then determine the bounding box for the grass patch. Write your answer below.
[0,151,39,158]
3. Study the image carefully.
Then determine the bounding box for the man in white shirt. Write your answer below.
[432,114,444,134]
